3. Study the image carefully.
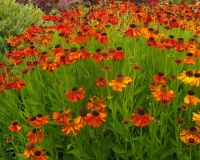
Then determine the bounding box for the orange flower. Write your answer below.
[192,111,200,126]
[11,76,26,90]
[27,114,50,127]
[65,87,85,103]
[174,38,186,52]
[109,74,132,92]
[38,55,60,72]
[99,33,110,44]
[71,31,87,44]
[78,46,91,60]
[147,37,157,47]
[95,77,107,87]
[124,24,141,37]
[24,142,37,159]
[151,84,175,102]
[111,47,125,61]
[183,90,200,106]
[53,109,71,125]
[180,126,200,145]
[153,72,168,84]
[130,108,154,127]
[178,70,194,84]
[75,108,87,126]
[182,53,196,65]
[62,118,83,136]
[26,129,45,143]
[31,149,48,160]
[85,109,107,127]
[189,72,200,87]
[91,49,104,62]
[8,121,22,132]
[87,96,106,111]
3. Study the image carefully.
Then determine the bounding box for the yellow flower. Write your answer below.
[192,111,200,126]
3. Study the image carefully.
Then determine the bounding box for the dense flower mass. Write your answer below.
[4,1,200,159]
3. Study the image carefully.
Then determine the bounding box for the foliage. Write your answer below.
[0,0,44,55]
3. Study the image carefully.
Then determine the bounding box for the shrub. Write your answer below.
[0,0,44,54]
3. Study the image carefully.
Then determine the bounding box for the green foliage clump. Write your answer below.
[0,0,44,54]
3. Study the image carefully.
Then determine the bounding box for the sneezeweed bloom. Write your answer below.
[183,90,200,106]
[182,52,196,64]
[31,149,48,160]
[180,126,200,145]
[66,87,85,102]
[176,118,185,125]
[151,84,175,102]
[95,77,107,87]
[61,118,83,136]
[27,114,50,127]
[53,109,71,125]
[174,38,185,52]
[99,33,110,44]
[178,70,194,84]
[38,56,60,72]
[189,72,200,87]
[124,24,141,37]
[109,74,132,92]
[11,76,26,90]
[153,72,168,83]
[87,96,106,111]
[192,111,200,126]
[24,142,37,159]
[8,121,22,132]
[85,109,107,127]
[26,129,45,143]
[111,47,125,61]
[130,107,154,127]
[180,103,188,110]
[75,108,87,126]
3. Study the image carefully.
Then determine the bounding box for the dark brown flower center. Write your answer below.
[194,73,200,78]
[160,84,168,92]
[32,128,37,133]
[98,77,104,81]
[186,70,194,77]
[116,74,124,81]
[187,90,195,95]
[35,150,41,156]
[36,114,42,118]
[188,138,195,144]
[70,47,77,53]
[108,47,115,53]
[79,108,87,117]
[92,110,99,117]
[130,24,136,28]
[187,52,193,57]
[189,126,197,133]
[137,109,145,115]
[116,47,122,51]
[157,72,164,77]
[176,118,184,124]
[31,116,36,121]
[72,87,78,91]
[13,122,18,126]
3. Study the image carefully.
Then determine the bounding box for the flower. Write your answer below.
[99,33,110,44]
[109,74,132,92]
[151,84,175,102]
[8,121,22,132]
[61,118,83,136]
[124,24,141,37]
[26,129,45,143]
[192,111,200,126]
[53,109,71,125]
[183,90,200,106]
[87,96,106,111]
[11,76,26,90]
[31,149,48,160]
[95,77,107,87]
[130,108,154,127]
[189,72,200,87]
[27,114,50,127]
[111,47,125,61]
[180,126,200,145]
[75,108,87,126]
[85,109,107,127]
[178,70,194,84]
[66,87,85,102]
[176,118,185,125]
[182,52,196,64]
[153,72,168,83]
[24,142,37,159]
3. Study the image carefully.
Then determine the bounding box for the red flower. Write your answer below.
[130,108,154,127]
[26,129,45,143]
[124,24,141,37]
[66,87,85,102]
[95,77,107,87]
[8,121,22,132]
[53,109,71,125]
[153,72,168,84]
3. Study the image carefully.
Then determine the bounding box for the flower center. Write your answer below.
[68,119,75,126]
[187,52,193,57]
[37,114,42,118]
[26,142,35,150]
[160,84,168,92]
[187,90,195,95]
[186,70,194,77]
[92,110,99,117]
[45,57,54,64]
[59,110,66,117]
[13,121,18,126]
[194,73,200,78]
[157,72,164,77]
[116,74,124,81]
[137,109,145,115]
[35,150,41,156]
[72,87,78,91]
[79,108,87,117]
[188,138,195,144]
[189,126,197,133]
[31,116,36,121]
